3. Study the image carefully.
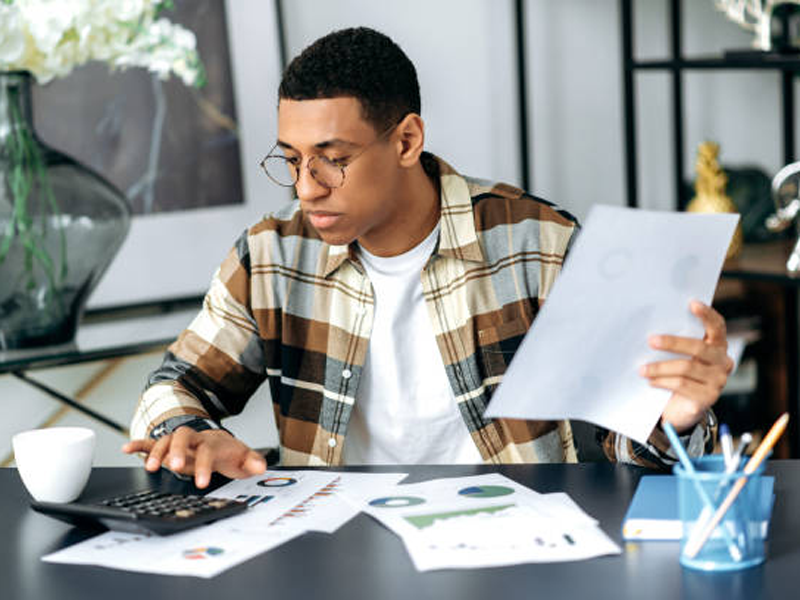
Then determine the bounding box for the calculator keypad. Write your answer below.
[98,490,237,520]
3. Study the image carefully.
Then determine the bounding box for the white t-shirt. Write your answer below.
[342,223,483,465]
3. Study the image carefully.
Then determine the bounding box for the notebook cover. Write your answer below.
[621,474,775,541]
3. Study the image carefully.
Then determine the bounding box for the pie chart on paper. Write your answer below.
[257,477,297,487]
[183,547,225,560]
[368,496,426,508]
[457,485,515,498]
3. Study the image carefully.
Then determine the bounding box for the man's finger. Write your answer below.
[647,376,715,405]
[244,451,267,475]
[690,300,727,345]
[167,427,197,472]
[144,435,172,471]
[122,439,155,455]
[193,442,215,489]
[649,334,729,365]
[213,446,267,480]
[640,359,726,389]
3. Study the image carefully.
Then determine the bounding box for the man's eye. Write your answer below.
[284,156,301,166]
[323,156,350,167]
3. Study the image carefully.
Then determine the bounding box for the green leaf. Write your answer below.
[1,77,65,299]
[0,220,14,261]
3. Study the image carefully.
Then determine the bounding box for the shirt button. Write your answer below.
[342,368,352,379]
[328,438,337,448]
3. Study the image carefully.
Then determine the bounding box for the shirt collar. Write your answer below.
[433,155,485,263]
[323,243,357,277]
[321,154,486,278]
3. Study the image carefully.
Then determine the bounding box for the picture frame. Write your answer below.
[86,0,289,308]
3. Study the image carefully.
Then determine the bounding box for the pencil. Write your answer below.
[683,412,789,559]
[663,422,742,561]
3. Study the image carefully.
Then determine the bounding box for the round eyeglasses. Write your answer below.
[260,122,399,189]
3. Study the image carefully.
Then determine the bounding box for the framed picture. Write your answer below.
[33,0,289,308]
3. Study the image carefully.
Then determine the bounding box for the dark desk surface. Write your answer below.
[3,462,799,600]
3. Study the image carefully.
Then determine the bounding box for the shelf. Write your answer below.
[718,240,799,459]
[0,306,199,374]
[622,0,800,457]
[632,53,800,71]
[723,239,800,286]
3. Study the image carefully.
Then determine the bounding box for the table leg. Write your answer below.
[785,287,799,457]
[11,371,128,435]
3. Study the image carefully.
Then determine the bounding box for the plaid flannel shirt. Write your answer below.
[131,154,712,467]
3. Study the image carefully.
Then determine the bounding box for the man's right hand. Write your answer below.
[122,427,267,489]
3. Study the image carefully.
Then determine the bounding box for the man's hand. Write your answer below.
[640,300,734,433]
[122,427,266,489]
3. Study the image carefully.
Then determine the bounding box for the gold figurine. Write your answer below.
[687,141,743,259]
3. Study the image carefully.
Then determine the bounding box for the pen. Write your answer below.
[719,424,734,472]
[717,431,754,548]
[729,432,752,474]
[662,421,742,562]
[683,412,789,559]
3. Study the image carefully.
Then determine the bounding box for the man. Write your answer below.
[125,27,732,488]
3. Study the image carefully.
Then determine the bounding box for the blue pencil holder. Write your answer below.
[674,455,769,571]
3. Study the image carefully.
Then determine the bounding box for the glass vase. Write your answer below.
[0,71,131,350]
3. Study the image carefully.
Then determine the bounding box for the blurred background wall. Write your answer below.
[1,0,788,465]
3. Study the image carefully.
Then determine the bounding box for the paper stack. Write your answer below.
[343,472,621,571]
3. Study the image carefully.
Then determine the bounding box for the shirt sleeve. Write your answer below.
[130,230,268,440]
[597,410,717,470]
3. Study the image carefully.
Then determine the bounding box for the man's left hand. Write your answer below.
[640,300,734,433]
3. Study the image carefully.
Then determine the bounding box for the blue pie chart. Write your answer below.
[368,496,426,508]
[257,477,297,487]
[458,485,515,498]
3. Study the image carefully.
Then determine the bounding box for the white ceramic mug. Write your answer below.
[12,427,96,503]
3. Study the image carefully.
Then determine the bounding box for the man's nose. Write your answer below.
[294,160,329,202]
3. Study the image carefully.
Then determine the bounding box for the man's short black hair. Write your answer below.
[279,27,421,132]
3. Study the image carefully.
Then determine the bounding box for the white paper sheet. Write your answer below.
[255,471,409,534]
[42,513,302,578]
[484,206,739,444]
[42,470,408,578]
[42,470,336,577]
[208,469,340,534]
[345,473,620,570]
[401,506,621,571]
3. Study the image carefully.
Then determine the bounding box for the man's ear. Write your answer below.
[394,113,425,167]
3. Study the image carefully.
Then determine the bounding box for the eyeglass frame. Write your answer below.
[259,119,402,189]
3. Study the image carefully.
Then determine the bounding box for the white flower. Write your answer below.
[0,0,202,87]
[17,0,77,54]
[0,5,26,64]
[113,0,149,23]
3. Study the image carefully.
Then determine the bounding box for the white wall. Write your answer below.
[89,0,798,303]
[278,0,790,221]
[280,0,522,184]
[526,0,626,218]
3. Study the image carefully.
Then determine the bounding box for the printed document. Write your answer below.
[43,470,407,578]
[484,206,738,444]
[343,472,620,571]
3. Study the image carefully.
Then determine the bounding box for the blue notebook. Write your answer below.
[622,474,775,541]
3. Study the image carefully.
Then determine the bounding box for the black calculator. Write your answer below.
[30,490,248,535]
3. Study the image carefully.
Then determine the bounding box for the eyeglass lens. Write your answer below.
[262,154,345,189]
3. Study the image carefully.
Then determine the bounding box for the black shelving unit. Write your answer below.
[620,0,798,210]
[621,0,800,457]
